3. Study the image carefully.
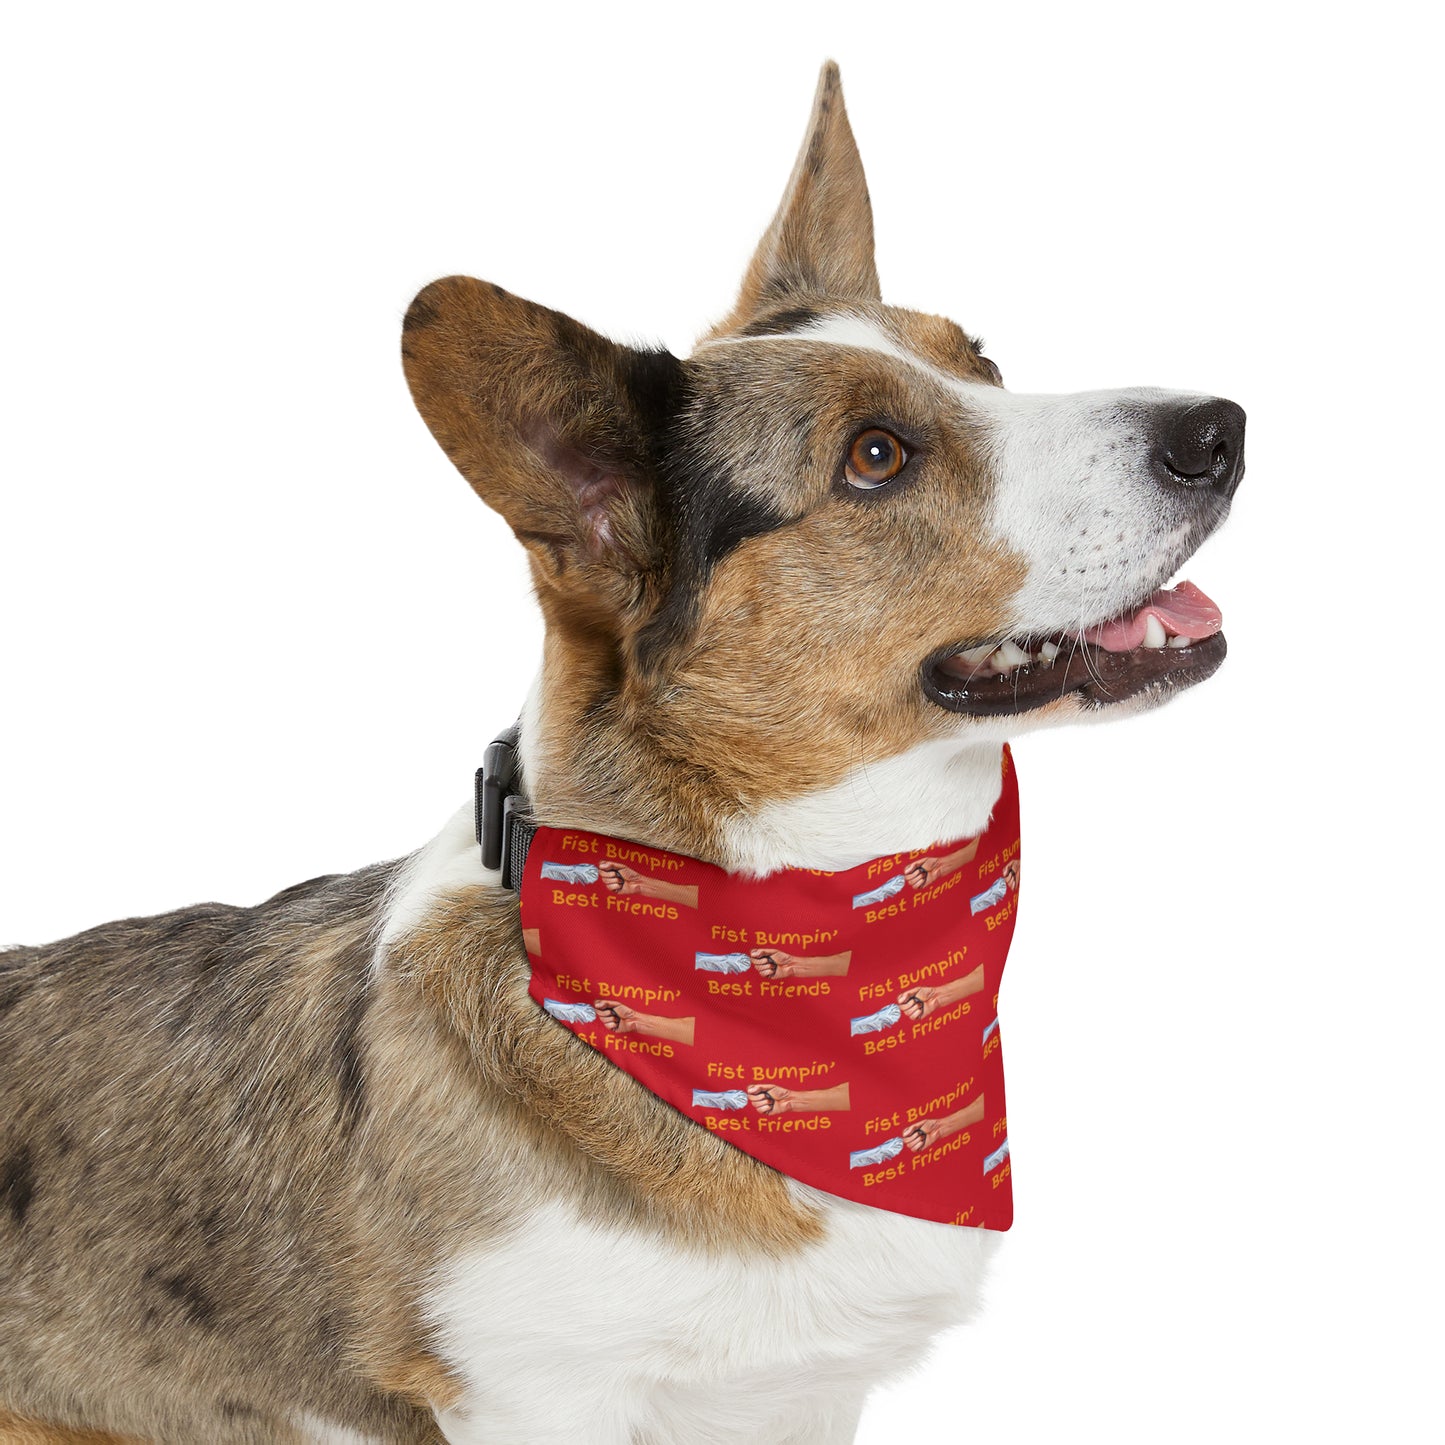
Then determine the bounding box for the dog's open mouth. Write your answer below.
[922,581,1227,716]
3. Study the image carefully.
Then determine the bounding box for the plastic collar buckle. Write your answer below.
[475,724,533,890]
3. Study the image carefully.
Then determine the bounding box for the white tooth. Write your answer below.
[958,643,995,666]
[1142,615,1167,648]
[988,650,1010,673]
[996,640,1031,669]
[1040,640,1061,663]
[1167,633,1192,649]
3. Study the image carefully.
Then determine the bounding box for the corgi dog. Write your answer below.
[0,61,1243,1445]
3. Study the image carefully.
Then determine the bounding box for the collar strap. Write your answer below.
[475,723,535,890]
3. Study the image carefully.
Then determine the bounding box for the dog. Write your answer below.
[0,60,1243,1445]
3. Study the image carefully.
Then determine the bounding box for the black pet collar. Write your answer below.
[475,724,535,891]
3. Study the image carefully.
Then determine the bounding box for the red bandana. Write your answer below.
[520,746,1020,1228]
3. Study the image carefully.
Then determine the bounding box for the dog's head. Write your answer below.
[402,63,1243,852]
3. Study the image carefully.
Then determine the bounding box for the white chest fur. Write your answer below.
[424,1191,999,1445]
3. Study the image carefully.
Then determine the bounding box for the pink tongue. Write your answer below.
[1077,580,1223,652]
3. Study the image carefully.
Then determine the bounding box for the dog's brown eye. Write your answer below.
[845,428,907,489]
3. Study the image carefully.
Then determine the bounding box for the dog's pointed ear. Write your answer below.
[712,61,880,336]
[402,277,682,608]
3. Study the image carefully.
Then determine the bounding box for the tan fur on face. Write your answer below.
[664,497,1022,800]
[881,308,1003,387]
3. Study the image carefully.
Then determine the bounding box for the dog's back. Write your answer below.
[0,870,441,1444]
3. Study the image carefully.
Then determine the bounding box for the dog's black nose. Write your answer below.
[1153,397,1246,499]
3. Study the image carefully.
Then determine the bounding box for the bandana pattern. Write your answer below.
[520,747,1020,1228]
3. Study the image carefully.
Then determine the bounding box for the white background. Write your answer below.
[3,3,1440,1441]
